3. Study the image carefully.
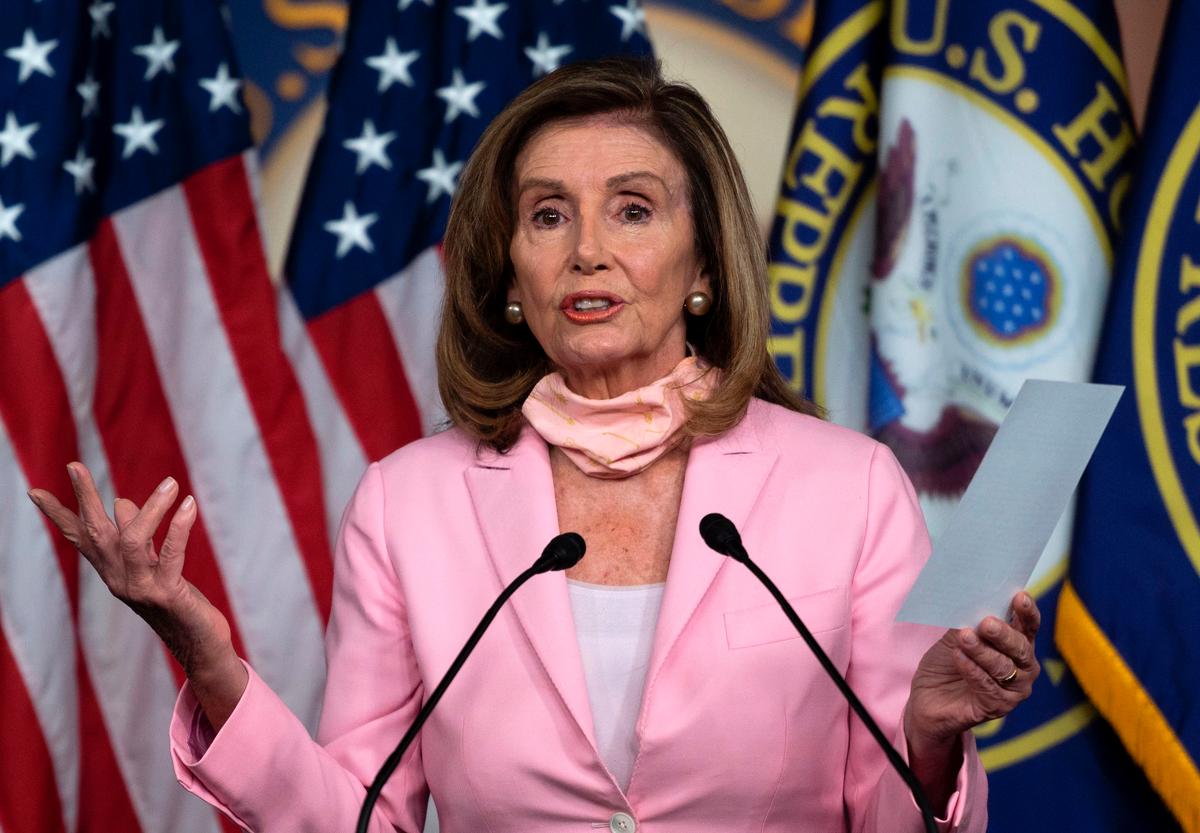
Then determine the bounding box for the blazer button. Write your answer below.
[609,812,636,833]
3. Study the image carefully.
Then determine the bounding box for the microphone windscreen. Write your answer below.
[541,532,586,571]
[699,512,742,558]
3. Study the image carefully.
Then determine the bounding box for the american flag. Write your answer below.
[0,0,648,831]
[0,2,329,832]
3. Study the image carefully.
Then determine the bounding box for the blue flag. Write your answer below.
[1059,1,1200,829]
[768,0,1179,828]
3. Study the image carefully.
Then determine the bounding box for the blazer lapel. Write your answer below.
[643,414,779,692]
[464,428,599,751]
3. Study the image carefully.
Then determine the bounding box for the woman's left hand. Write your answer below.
[905,591,1042,749]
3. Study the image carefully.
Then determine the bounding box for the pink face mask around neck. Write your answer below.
[521,356,718,479]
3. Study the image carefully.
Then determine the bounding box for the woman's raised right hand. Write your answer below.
[28,462,247,727]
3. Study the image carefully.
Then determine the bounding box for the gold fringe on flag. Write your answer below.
[1057,581,1200,832]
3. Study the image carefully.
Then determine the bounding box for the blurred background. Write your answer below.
[2,2,1197,832]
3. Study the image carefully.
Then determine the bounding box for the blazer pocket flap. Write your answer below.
[724,585,849,649]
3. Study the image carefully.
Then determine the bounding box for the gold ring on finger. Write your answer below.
[997,667,1019,686]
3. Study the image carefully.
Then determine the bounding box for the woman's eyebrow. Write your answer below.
[517,176,565,196]
[606,170,671,194]
[516,171,671,197]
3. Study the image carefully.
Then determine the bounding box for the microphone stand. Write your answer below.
[355,533,585,833]
[700,514,938,833]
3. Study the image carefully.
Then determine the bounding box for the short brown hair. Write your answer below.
[437,57,817,451]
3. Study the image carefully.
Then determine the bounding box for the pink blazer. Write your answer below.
[170,398,986,832]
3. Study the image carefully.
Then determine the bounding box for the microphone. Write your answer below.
[356,532,586,833]
[532,530,587,572]
[699,513,937,833]
[699,512,748,563]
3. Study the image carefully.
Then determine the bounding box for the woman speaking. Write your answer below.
[29,58,1039,832]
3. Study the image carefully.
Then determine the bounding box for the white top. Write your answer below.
[566,580,665,792]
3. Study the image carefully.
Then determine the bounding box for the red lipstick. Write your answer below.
[560,291,625,323]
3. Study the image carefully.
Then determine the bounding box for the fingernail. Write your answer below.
[26,490,39,504]
[180,495,195,512]
[66,463,78,483]
[157,477,176,494]
[985,620,1002,636]
[961,630,978,646]
[1021,594,1033,609]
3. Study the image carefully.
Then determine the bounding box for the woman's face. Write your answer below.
[508,116,709,398]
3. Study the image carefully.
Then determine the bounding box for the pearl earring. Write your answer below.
[504,301,525,325]
[684,291,712,316]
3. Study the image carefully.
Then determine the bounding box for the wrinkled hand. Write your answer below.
[905,591,1041,747]
[27,463,230,675]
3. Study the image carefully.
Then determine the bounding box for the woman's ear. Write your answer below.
[690,269,712,298]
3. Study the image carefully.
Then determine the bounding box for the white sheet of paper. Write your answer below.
[897,379,1123,628]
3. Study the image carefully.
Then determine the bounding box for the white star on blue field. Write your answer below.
[0,5,253,284]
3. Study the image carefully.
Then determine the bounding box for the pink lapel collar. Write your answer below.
[641,406,779,694]
[465,427,599,750]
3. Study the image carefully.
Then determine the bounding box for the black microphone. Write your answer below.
[356,532,586,833]
[699,513,938,833]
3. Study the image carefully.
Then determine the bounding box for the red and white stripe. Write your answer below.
[20,244,223,833]
[374,245,449,437]
[304,246,447,464]
[0,152,375,832]
[278,279,367,556]
[108,175,326,720]
[0,418,79,833]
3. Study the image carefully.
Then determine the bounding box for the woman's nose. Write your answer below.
[570,214,609,274]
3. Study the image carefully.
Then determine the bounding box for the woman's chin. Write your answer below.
[551,334,637,370]
[556,349,688,395]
